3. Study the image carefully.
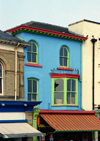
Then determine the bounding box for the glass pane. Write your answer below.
[32,43,36,52]
[28,94,31,101]
[72,80,76,91]
[0,64,2,77]
[33,80,37,92]
[64,48,67,56]
[67,79,71,91]
[27,45,31,51]
[67,92,70,104]
[64,58,67,66]
[71,93,75,104]
[54,92,64,104]
[32,53,36,62]
[60,57,63,66]
[60,48,63,56]
[32,94,36,101]
[28,80,32,92]
[54,79,64,91]
[27,52,31,62]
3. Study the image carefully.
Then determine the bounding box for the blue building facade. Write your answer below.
[7,22,87,112]
[23,32,81,111]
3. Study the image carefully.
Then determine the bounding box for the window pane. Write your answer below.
[72,80,76,91]
[71,93,75,104]
[67,92,70,104]
[32,53,36,62]
[64,58,67,66]
[54,79,64,91]
[64,48,67,56]
[32,94,36,101]
[60,48,63,56]
[67,79,71,91]
[60,57,63,66]
[28,80,32,92]
[54,92,64,104]
[27,46,31,51]
[0,64,2,77]
[32,43,36,52]
[33,80,37,92]
[27,52,31,62]
[28,94,31,101]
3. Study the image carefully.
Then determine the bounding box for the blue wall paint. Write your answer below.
[17,32,82,111]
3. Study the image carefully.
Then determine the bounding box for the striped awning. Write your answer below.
[40,111,100,132]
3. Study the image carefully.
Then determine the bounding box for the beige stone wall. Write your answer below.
[0,46,24,100]
[25,111,33,126]
[25,111,33,141]
[69,20,100,111]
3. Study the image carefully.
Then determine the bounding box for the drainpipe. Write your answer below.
[91,37,97,110]
[14,43,20,101]
[81,40,86,111]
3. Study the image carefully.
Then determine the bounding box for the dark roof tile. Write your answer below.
[0,30,27,43]
[21,21,75,35]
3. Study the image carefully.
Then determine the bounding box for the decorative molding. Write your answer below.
[57,67,73,71]
[33,109,40,120]
[6,25,87,42]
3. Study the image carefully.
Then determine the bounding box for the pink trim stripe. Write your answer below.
[39,110,95,114]
[25,63,43,67]
[6,25,87,40]
[49,73,80,78]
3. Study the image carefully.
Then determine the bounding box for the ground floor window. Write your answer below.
[27,78,38,101]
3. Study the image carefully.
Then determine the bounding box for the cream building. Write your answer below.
[69,19,100,111]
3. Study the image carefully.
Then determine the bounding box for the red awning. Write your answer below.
[39,111,100,132]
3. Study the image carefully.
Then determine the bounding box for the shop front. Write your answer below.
[0,101,45,141]
[37,110,100,141]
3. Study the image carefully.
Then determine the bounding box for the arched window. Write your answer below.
[60,46,69,67]
[27,41,38,64]
[0,63,3,94]
[27,78,38,101]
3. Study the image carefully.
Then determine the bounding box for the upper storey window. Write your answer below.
[60,46,69,67]
[52,78,78,106]
[27,41,38,64]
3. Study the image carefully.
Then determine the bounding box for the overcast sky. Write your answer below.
[0,0,100,31]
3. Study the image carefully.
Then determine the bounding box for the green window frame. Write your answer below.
[52,78,78,105]
[27,41,38,64]
[60,46,69,67]
[27,78,38,101]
